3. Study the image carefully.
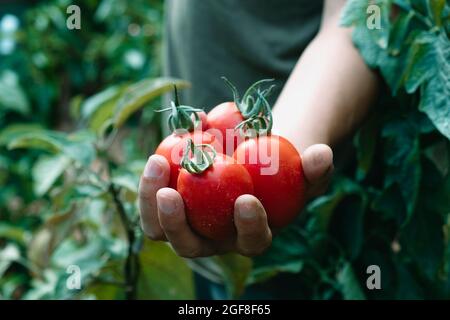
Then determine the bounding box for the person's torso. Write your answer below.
[164,0,323,111]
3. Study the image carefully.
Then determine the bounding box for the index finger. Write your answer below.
[139,154,170,240]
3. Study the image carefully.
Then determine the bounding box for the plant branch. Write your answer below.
[109,183,140,300]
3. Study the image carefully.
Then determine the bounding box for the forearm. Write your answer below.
[272,9,379,153]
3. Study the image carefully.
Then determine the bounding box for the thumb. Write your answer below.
[301,144,334,199]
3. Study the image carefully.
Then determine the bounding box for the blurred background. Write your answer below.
[0,0,449,300]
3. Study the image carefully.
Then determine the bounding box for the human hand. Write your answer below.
[138,144,333,258]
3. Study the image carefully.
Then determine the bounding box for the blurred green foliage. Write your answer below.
[0,0,449,300]
[0,0,197,300]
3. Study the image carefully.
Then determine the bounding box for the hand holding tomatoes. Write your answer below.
[139,153,272,257]
[138,144,332,257]
[138,79,334,257]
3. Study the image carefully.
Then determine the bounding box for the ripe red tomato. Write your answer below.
[233,135,305,228]
[155,131,220,189]
[206,102,244,156]
[199,111,209,131]
[177,153,254,240]
[206,78,275,156]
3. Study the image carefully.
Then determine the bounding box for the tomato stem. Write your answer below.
[221,77,275,119]
[234,85,274,137]
[155,85,204,133]
[181,138,217,174]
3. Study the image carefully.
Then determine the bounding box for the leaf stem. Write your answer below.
[109,183,140,300]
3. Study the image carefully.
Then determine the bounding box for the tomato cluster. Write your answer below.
[155,79,305,240]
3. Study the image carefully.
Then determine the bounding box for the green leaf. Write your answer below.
[393,261,425,299]
[81,85,127,131]
[138,239,194,299]
[371,184,407,223]
[51,238,108,275]
[23,267,84,300]
[344,0,450,140]
[400,205,445,281]
[341,0,391,64]
[403,32,435,93]
[83,281,123,300]
[354,114,379,180]
[0,124,45,146]
[81,85,124,119]
[27,208,79,269]
[427,0,445,26]
[32,154,71,196]
[382,119,421,218]
[113,78,189,128]
[339,0,368,26]
[69,95,83,120]
[8,130,96,166]
[307,177,363,232]
[330,194,367,260]
[8,133,61,153]
[0,222,31,245]
[213,254,252,299]
[186,257,236,285]
[0,70,30,115]
[388,11,414,55]
[111,169,139,202]
[306,177,367,260]
[124,159,146,176]
[343,0,450,140]
[251,226,307,284]
[111,170,139,194]
[0,244,21,278]
[336,262,366,300]
[307,193,343,233]
[0,273,28,300]
[418,32,450,140]
[88,99,116,131]
[424,140,449,176]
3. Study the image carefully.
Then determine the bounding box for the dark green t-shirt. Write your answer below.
[163,0,324,299]
[164,0,323,110]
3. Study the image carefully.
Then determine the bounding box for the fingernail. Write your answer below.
[238,201,257,220]
[144,157,163,179]
[157,194,176,214]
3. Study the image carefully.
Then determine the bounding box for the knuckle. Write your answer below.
[144,229,165,241]
[138,185,155,202]
[238,247,258,257]
[177,247,203,258]
[139,192,152,203]
[160,217,183,233]
[255,241,271,255]
[161,224,179,234]
[237,226,257,238]
[239,236,272,257]
[239,245,267,257]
